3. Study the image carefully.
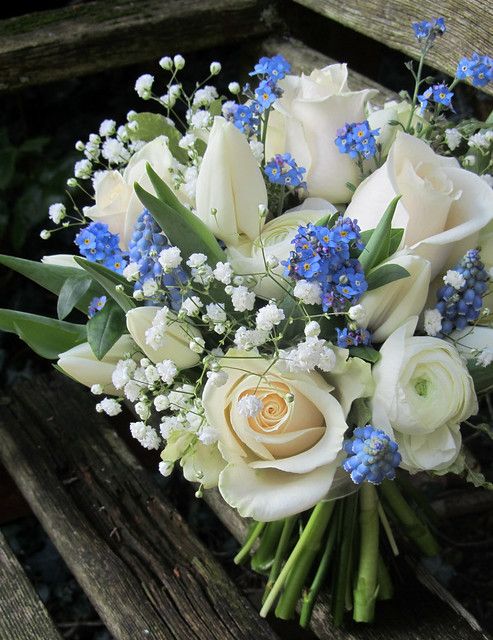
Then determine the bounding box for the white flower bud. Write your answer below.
[210,61,221,75]
[40,229,51,240]
[228,82,240,95]
[159,56,173,70]
[173,54,185,69]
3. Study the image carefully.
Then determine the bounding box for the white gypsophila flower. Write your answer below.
[228,81,240,94]
[210,61,221,75]
[234,326,269,350]
[96,398,122,416]
[159,461,173,477]
[198,425,219,445]
[144,365,160,384]
[193,86,218,107]
[468,133,489,150]
[189,336,205,354]
[443,269,466,290]
[129,140,146,154]
[348,304,367,326]
[182,165,198,200]
[237,394,263,417]
[266,255,279,269]
[424,308,443,336]
[476,348,493,368]
[124,380,143,403]
[48,203,66,224]
[112,358,137,389]
[159,56,173,70]
[135,401,151,421]
[463,155,476,167]
[180,296,203,317]
[481,174,493,188]
[161,93,176,109]
[445,128,461,151]
[173,54,185,69]
[214,323,226,335]
[135,74,154,98]
[168,385,194,411]
[160,415,182,439]
[168,84,181,99]
[74,159,92,179]
[206,370,228,387]
[99,119,116,137]
[101,138,130,164]
[140,357,151,367]
[249,140,264,163]
[185,411,203,432]
[158,246,182,271]
[40,229,51,240]
[141,427,160,450]
[178,133,196,150]
[231,285,256,312]
[142,278,159,297]
[304,321,321,337]
[190,109,212,130]
[204,303,226,323]
[156,360,178,385]
[154,394,170,412]
[192,264,214,286]
[91,384,103,395]
[187,253,208,268]
[293,279,322,305]
[282,337,336,373]
[213,261,233,284]
[255,303,285,332]
[91,170,107,190]
[144,306,169,349]
[89,133,100,144]
[123,262,140,282]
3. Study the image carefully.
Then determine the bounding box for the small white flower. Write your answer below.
[99,119,116,137]
[159,246,182,271]
[112,358,137,389]
[91,384,103,395]
[444,128,461,151]
[348,304,367,326]
[198,425,219,445]
[237,394,263,417]
[304,321,321,337]
[144,365,160,384]
[228,81,240,94]
[75,140,85,151]
[255,303,285,331]
[123,262,140,282]
[135,74,154,98]
[443,269,466,290]
[133,289,145,301]
[231,285,256,312]
[213,261,233,284]
[124,380,142,402]
[249,140,264,163]
[96,398,122,416]
[192,264,214,286]
[210,61,221,75]
[74,159,92,179]
[206,370,228,387]
[159,461,173,477]
[190,109,212,130]
[48,203,66,224]
[160,415,182,438]
[468,133,488,150]
[159,56,173,70]
[173,54,185,69]
[180,296,203,317]
[424,308,443,336]
[189,336,205,354]
[154,394,170,412]
[186,253,208,268]
[463,155,476,167]
[156,359,178,385]
[101,138,130,164]
[265,254,279,269]
[204,303,227,323]
[135,401,150,420]
[142,278,159,297]
[476,348,493,368]
[234,327,268,350]
[40,229,51,240]
[293,280,322,305]
[178,133,196,149]
[193,86,218,107]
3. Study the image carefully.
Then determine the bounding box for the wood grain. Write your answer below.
[0,0,274,91]
[291,0,493,97]
[0,529,62,640]
[0,375,279,640]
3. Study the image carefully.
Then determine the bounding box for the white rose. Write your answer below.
[372,318,478,473]
[83,171,132,242]
[57,335,137,394]
[227,198,336,300]
[345,132,493,278]
[367,100,425,157]
[126,306,201,369]
[266,64,377,202]
[202,349,373,521]
[360,254,431,342]
[195,117,268,245]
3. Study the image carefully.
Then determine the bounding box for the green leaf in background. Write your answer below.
[366,263,410,291]
[360,227,404,258]
[315,211,340,228]
[348,346,381,364]
[87,298,126,359]
[135,177,226,267]
[0,309,86,359]
[125,112,188,163]
[74,257,135,313]
[0,254,102,313]
[358,196,402,272]
[467,361,493,395]
[57,274,93,320]
[347,397,372,427]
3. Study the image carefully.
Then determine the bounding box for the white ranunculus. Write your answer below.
[57,335,137,394]
[202,349,372,521]
[42,254,83,269]
[266,64,377,203]
[195,117,268,245]
[126,306,201,369]
[372,318,478,473]
[227,199,336,300]
[360,254,431,342]
[85,136,191,249]
[345,132,493,278]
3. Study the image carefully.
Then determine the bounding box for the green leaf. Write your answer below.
[467,422,493,440]
[87,299,126,360]
[74,257,135,313]
[348,346,381,364]
[315,211,340,227]
[464,462,493,491]
[57,274,93,320]
[0,309,86,359]
[347,397,372,428]
[135,175,226,267]
[126,112,188,163]
[467,361,493,395]
[0,254,102,312]
[366,264,410,291]
[360,228,404,258]
[358,196,402,272]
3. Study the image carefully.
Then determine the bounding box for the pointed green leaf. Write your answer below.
[74,257,135,313]
[366,264,410,291]
[0,309,86,359]
[360,228,404,258]
[57,274,93,320]
[87,299,126,360]
[348,346,381,364]
[358,196,402,272]
[125,112,188,163]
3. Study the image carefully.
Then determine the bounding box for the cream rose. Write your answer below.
[227,199,336,300]
[345,132,493,278]
[266,63,376,203]
[202,349,372,521]
[368,100,425,157]
[372,318,478,473]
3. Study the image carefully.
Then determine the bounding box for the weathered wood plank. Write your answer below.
[0,529,62,640]
[203,488,491,640]
[291,0,493,97]
[0,0,274,91]
[0,375,279,640]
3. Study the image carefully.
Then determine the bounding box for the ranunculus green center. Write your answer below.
[414,377,430,397]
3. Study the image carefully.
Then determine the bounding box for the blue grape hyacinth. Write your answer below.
[343,426,401,485]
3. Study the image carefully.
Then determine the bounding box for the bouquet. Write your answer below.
[2,17,493,627]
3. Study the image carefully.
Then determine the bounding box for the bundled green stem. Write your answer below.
[263,516,297,602]
[234,521,266,565]
[353,484,380,622]
[331,493,358,626]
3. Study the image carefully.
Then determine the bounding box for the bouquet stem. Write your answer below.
[251,520,284,572]
[377,554,394,600]
[263,515,297,602]
[331,493,358,626]
[353,483,379,622]
[234,521,266,565]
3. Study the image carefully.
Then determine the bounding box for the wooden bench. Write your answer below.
[1,1,492,638]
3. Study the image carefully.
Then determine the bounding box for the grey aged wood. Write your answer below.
[0,529,62,640]
[0,375,279,640]
[291,0,493,97]
[0,0,274,91]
